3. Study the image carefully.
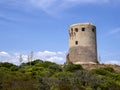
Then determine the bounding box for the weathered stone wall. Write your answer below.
[68,46,98,64]
[67,23,98,64]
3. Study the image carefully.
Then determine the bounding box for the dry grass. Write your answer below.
[81,64,120,71]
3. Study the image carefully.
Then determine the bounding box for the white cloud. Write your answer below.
[65,0,109,3]
[1,51,120,66]
[107,27,120,36]
[104,60,120,65]
[104,27,120,40]
[47,56,64,64]
[0,14,14,22]
[30,0,57,8]
[36,51,57,57]
[0,0,119,16]
[0,51,10,57]
[34,51,66,64]
[28,0,111,15]
[0,51,66,65]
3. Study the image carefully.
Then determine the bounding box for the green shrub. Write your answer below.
[0,62,15,69]
[103,66,115,72]
[10,66,19,71]
[63,63,83,72]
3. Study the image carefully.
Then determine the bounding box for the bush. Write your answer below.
[48,64,62,74]
[103,66,115,72]
[0,62,15,69]
[63,63,83,72]
[10,66,19,71]
[35,76,50,90]
[100,82,120,90]
[31,59,43,65]
[51,72,73,90]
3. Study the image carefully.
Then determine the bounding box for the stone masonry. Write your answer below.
[66,23,98,64]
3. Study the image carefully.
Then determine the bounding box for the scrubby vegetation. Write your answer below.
[0,60,120,90]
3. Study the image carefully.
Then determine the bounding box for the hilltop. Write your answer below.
[82,64,120,71]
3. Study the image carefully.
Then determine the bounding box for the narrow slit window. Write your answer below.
[92,28,95,32]
[75,28,78,32]
[82,28,85,31]
[75,41,78,45]
[71,28,73,32]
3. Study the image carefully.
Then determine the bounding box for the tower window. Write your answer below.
[82,28,85,31]
[92,28,95,32]
[71,28,73,32]
[75,41,78,45]
[75,28,78,32]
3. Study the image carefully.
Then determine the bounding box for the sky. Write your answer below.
[0,0,120,65]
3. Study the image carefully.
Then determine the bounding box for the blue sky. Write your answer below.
[0,0,120,65]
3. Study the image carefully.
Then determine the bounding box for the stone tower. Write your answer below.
[66,23,98,64]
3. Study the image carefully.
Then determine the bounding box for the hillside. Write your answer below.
[82,64,120,71]
[0,60,120,90]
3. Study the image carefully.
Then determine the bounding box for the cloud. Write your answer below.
[1,51,120,66]
[105,27,120,40]
[98,50,120,65]
[107,27,120,36]
[0,15,15,22]
[0,0,28,8]
[29,0,111,15]
[34,51,66,64]
[104,60,120,65]
[0,51,10,57]
[0,51,20,64]
[0,0,119,16]
[0,51,66,65]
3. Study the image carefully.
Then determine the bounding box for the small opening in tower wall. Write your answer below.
[82,28,85,31]
[75,28,78,32]
[92,28,95,32]
[75,41,78,45]
[71,28,73,32]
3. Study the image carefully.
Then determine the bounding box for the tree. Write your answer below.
[28,55,30,65]
[28,51,34,66]
[29,51,33,66]
[30,51,34,62]
[19,54,23,64]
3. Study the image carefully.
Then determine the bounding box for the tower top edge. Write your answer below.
[70,22,95,27]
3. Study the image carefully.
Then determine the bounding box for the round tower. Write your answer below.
[66,23,98,64]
